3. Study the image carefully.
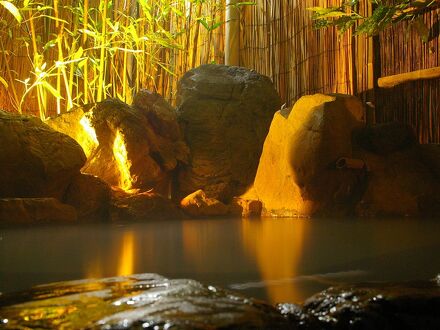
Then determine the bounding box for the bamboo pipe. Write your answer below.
[378,66,440,88]
[336,157,367,170]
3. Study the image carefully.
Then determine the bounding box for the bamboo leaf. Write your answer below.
[73,46,84,59]
[0,1,23,23]
[413,17,430,43]
[0,75,8,88]
[42,81,63,99]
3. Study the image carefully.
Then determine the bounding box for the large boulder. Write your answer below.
[0,110,86,199]
[47,92,188,194]
[279,278,440,329]
[251,94,366,217]
[176,64,281,202]
[0,274,290,329]
[0,198,77,224]
[353,124,440,217]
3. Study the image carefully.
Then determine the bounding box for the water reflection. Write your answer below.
[117,231,135,276]
[241,218,309,303]
[1,218,439,305]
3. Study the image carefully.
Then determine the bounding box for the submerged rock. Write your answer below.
[0,198,77,224]
[278,279,440,329]
[180,189,229,217]
[0,110,86,200]
[0,274,290,329]
[251,94,366,217]
[176,64,281,202]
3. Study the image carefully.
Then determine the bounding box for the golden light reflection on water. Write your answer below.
[241,218,309,304]
[117,231,135,276]
[84,231,136,279]
[182,220,204,270]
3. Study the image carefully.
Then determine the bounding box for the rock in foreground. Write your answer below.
[0,274,289,330]
[279,279,440,329]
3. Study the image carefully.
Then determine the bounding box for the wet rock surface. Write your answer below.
[0,110,86,200]
[278,279,440,329]
[176,64,281,202]
[0,274,290,330]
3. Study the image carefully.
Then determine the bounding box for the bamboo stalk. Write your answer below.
[97,0,108,102]
[378,66,440,88]
[83,0,89,104]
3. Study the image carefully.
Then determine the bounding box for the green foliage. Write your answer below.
[308,0,439,40]
[0,0,255,119]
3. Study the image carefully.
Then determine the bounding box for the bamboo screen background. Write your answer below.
[0,0,439,142]
[240,0,440,143]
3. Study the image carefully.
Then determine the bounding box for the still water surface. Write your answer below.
[1,217,439,304]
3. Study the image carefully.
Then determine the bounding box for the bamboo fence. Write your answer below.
[239,0,439,143]
[377,8,440,143]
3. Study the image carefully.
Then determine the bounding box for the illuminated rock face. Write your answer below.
[48,93,189,194]
[180,189,229,217]
[0,274,290,329]
[252,94,366,217]
[0,110,86,200]
[176,64,281,202]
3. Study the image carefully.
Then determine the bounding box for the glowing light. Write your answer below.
[79,113,99,157]
[113,130,133,190]
[117,231,135,276]
[241,219,308,304]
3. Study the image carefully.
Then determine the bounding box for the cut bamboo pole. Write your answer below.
[378,66,440,88]
[225,0,240,65]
